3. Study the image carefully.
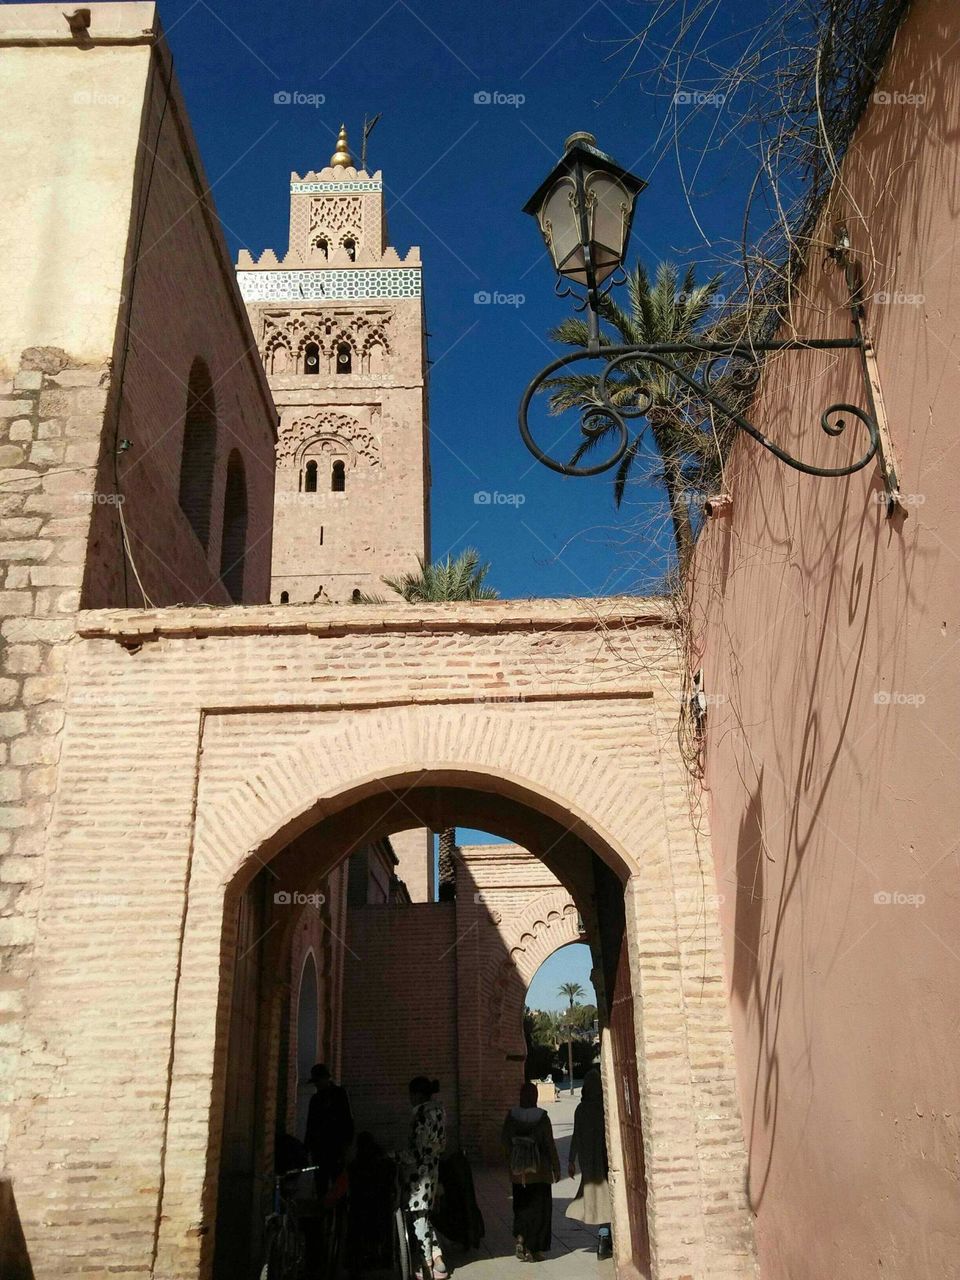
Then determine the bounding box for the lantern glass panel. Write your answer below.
[586,171,632,283]
[539,176,585,280]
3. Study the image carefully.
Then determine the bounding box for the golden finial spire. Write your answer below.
[330,124,354,169]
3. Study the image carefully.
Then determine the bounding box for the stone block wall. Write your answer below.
[0,350,111,1164]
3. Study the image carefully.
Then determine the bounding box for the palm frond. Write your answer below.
[613,437,641,508]
[382,549,498,602]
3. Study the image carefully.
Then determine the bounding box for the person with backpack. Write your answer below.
[501,1081,561,1262]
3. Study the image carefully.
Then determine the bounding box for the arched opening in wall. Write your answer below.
[303,460,318,493]
[315,236,329,260]
[279,591,289,604]
[294,952,320,1140]
[331,460,346,492]
[205,777,652,1280]
[219,451,248,603]
[268,343,291,375]
[303,342,321,375]
[343,237,357,262]
[335,342,352,374]
[365,341,386,375]
[524,942,598,1094]
[178,357,217,548]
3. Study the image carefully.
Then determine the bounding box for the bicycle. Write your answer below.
[259,1164,319,1280]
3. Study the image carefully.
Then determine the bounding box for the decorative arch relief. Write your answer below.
[260,308,393,375]
[277,409,381,467]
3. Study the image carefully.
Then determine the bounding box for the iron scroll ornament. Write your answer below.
[517,337,880,480]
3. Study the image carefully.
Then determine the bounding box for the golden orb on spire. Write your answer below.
[330,124,354,169]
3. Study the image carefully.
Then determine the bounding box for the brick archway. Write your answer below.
[10,601,757,1280]
[488,889,584,1056]
[159,704,732,1280]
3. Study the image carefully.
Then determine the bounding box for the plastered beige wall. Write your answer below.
[0,7,155,374]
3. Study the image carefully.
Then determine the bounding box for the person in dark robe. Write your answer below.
[566,1067,612,1257]
[501,1081,561,1261]
[303,1062,354,1194]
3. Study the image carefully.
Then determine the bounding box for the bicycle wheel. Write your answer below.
[317,1202,346,1280]
[393,1206,412,1280]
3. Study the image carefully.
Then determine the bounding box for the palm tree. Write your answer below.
[559,981,585,1008]
[544,260,733,574]
[558,981,585,1093]
[381,548,498,603]
[374,548,499,898]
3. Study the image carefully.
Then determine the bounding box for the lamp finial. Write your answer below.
[330,124,353,169]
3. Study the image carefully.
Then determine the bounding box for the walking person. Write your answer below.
[502,1081,561,1262]
[303,1063,354,1194]
[402,1075,449,1280]
[565,1067,612,1258]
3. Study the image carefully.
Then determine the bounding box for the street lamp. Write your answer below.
[518,134,901,510]
[523,132,646,350]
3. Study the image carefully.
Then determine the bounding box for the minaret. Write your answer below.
[236,126,430,604]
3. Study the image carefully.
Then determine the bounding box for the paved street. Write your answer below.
[439,1093,615,1280]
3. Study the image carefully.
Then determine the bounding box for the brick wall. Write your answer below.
[2,600,757,1280]
[341,902,459,1152]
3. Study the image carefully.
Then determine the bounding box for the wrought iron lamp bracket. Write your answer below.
[519,236,903,515]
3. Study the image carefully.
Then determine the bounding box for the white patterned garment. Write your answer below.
[405,1098,445,1212]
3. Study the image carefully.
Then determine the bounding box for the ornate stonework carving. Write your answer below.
[259,309,392,374]
[310,195,362,254]
[276,410,381,466]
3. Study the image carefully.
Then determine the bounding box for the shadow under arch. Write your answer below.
[197,768,653,1280]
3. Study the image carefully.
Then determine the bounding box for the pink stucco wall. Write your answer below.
[82,31,276,608]
[691,3,960,1276]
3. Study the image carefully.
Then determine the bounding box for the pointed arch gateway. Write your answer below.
[23,604,755,1280]
[142,686,754,1280]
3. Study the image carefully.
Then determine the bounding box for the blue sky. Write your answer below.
[144,0,771,989]
[136,0,774,598]
[526,943,596,1012]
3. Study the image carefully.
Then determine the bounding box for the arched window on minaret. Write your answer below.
[365,341,386,376]
[280,591,289,604]
[304,342,321,375]
[219,450,248,603]
[343,236,357,262]
[336,343,352,375]
[331,460,346,492]
[316,236,329,259]
[178,357,217,549]
[304,460,318,492]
